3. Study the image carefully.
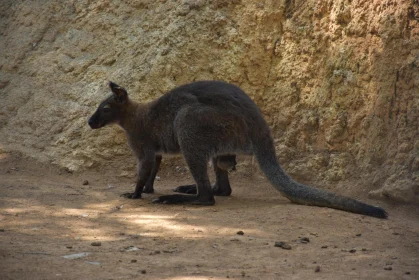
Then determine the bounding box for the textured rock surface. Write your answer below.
[1,0,418,203]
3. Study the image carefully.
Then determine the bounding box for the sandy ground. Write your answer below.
[1,152,418,280]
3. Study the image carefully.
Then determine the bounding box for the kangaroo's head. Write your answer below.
[88,82,128,129]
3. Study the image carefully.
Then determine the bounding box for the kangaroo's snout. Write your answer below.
[88,114,102,129]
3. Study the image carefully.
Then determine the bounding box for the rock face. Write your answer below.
[1,0,418,203]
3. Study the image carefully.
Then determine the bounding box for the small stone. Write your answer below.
[355,233,362,237]
[66,246,73,249]
[384,266,392,271]
[349,249,356,253]
[150,250,161,255]
[91,241,101,246]
[86,261,101,265]
[62,252,90,259]
[274,242,292,250]
[321,245,328,249]
[298,237,310,244]
[123,246,141,252]
[82,180,89,185]
[405,272,411,275]
[362,248,367,251]
[315,266,321,272]
[131,259,137,263]
[236,230,244,235]
[140,269,147,274]
[0,229,4,232]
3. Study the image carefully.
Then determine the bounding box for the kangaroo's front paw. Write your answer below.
[120,192,141,199]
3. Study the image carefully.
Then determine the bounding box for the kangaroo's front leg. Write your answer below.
[142,155,162,193]
[121,155,155,199]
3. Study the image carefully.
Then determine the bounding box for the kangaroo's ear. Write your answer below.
[109,81,127,103]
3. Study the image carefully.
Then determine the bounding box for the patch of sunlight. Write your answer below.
[2,207,28,214]
[129,213,268,239]
[0,144,8,159]
[83,201,123,211]
[167,277,229,280]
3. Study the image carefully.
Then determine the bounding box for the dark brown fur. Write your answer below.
[88,81,388,218]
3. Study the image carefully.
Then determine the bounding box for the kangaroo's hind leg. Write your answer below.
[153,152,215,205]
[173,155,236,196]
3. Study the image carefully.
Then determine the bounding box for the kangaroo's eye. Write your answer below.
[103,104,111,112]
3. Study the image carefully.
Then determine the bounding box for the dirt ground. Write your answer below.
[1,152,418,280]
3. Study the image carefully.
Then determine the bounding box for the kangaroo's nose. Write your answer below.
[88,118,94,128]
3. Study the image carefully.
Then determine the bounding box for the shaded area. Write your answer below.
[1,154,418,280]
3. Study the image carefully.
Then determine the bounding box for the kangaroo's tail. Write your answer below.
[253,137,388,219]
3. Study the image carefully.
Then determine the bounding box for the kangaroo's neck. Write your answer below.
[119,99,149,133]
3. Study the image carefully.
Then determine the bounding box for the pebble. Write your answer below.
[236,230,244,235]
[86,261,101,265]
[62,252,90,259]
[122,246,141,252]
[384,266,392,271]
[91,241,101,246]
[321,245,328,249]
[0,229,4,232]
[355,233,362,237]
[314,266,321,272]
[82,180,89,185]
[298,237,310,244]
[349,249,356,253]
[131,259,137,263]
[150,250,161,255]
[274,242,292,250]
[140,269,147,274]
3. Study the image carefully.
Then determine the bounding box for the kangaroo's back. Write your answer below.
[152,80,268,135]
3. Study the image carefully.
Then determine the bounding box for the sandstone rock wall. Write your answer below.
[1,0,418,203]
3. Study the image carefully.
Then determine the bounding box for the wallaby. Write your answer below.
[88,81,388,219]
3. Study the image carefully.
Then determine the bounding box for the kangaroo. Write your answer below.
[88,81,388,219]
